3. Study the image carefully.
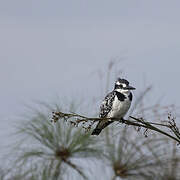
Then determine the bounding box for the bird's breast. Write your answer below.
[108,96,131,118]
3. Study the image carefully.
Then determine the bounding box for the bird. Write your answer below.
[91,78,136,135]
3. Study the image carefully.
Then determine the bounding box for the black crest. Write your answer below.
[116,78,129,85]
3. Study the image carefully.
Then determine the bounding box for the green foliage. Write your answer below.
[12,104,103,180]
[105,128,169,179]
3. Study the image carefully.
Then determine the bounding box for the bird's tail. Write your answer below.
[91,121,113,136]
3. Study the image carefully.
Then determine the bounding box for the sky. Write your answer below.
[1,0,180,159]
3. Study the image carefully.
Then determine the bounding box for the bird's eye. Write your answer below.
[119,84,123,88]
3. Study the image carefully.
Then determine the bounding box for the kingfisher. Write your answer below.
[92,78,135,135]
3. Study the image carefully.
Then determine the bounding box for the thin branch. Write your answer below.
[129,116,180,143]
[51,111,180,144]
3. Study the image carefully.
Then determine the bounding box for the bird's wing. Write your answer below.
[99,91,116,118]
[92,91,115,135]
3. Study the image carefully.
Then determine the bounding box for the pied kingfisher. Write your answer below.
[92,78,135,135]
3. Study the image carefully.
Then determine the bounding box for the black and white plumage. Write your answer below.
[92,78,135,135]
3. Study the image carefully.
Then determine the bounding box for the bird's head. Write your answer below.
[114,78,136,94]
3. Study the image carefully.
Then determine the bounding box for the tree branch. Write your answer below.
[51,111,180,144]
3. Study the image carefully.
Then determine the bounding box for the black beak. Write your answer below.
[126,85,136,90]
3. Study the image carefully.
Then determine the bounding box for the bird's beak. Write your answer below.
[126,85,136,90]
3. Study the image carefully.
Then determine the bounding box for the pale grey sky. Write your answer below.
[1,0,180,159]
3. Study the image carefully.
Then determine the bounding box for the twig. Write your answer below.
[51,111,180,144]
[129,116,180,143]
